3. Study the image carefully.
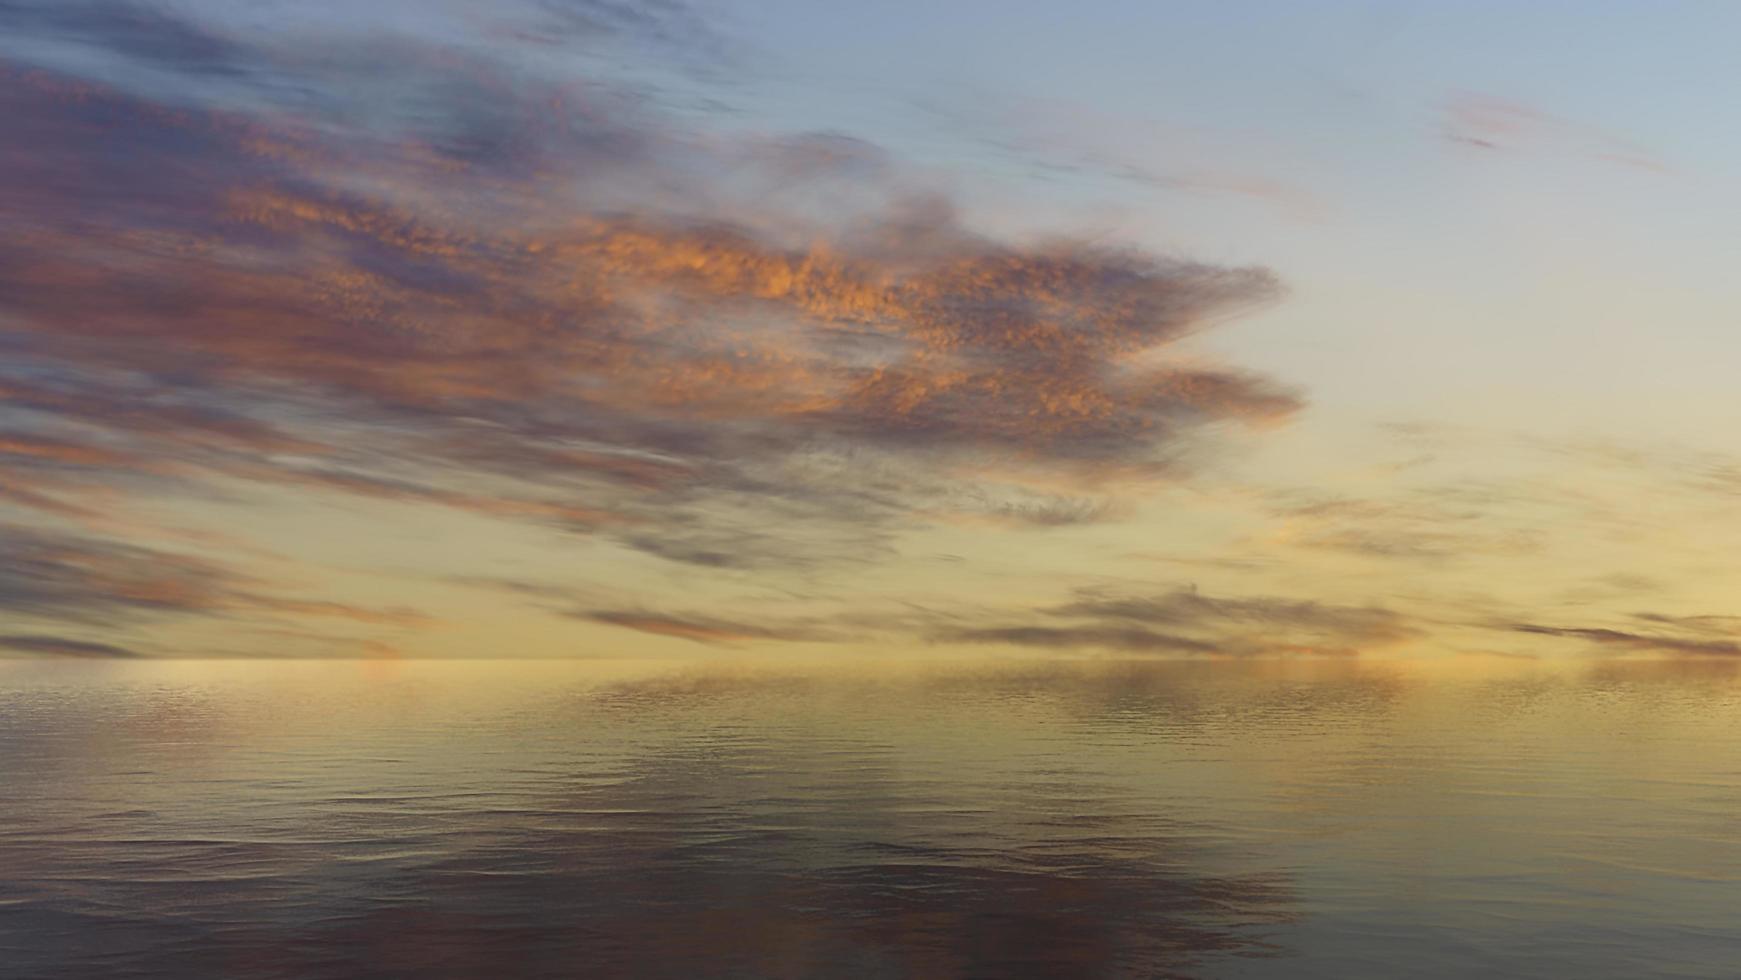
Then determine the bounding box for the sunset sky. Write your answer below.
[4,0,1741,661]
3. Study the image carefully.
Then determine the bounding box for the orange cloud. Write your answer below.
[0,7,1305,649]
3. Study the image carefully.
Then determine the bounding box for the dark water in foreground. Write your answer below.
[1,657,1738,979]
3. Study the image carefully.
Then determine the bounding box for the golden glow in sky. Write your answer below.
[3,0,1740,662]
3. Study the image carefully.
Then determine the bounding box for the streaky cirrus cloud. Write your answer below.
[0,634,145,658]
[1442,92,1669,173]
[1508,623,1741,658]
[0,524,429,629]
[571,584,1416,658]
[937,586,1415,657]
[577,609,836,646]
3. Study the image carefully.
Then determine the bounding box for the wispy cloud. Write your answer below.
[939,586,1414,656]
[0,523,429,647]
[914,90,1328,220]
[0,634,145,658]
[0,0,250,76]
[576,609,834,646]
[1508,623,1741,658]
[572,583,1417,658]
[936,624,1224,655]
[1442,92,1669,173]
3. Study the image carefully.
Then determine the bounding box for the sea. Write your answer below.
[1,655,1737,978]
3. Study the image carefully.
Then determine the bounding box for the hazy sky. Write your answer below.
[3,0,1739,660]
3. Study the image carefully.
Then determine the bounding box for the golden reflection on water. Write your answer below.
[1,655,1739,978]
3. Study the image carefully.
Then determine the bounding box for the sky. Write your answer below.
[2,0,1740,661]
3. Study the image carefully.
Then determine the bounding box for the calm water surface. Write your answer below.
[1,656,1738,978]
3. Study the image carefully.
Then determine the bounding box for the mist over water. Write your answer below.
[1,656,1738,979]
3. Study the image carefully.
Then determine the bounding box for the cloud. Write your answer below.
[1442,93,1669,173]
[577,609,833,645]
[0,634,144,658]
[569,583,1411,658]
[1509,623,1741,658]
[1260,486,1547,563]
[1631,612,1741,637]
[0,523,429,635]
[1052,588,1412,643]
[0,0,248,77]
[937,624,1221,655]
[0,524,236,622]
[935,586,1414,657]
[913,89,1327,221]
[0,5,1299,602]
[963,495,1117,528]
[514,0,738,73]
